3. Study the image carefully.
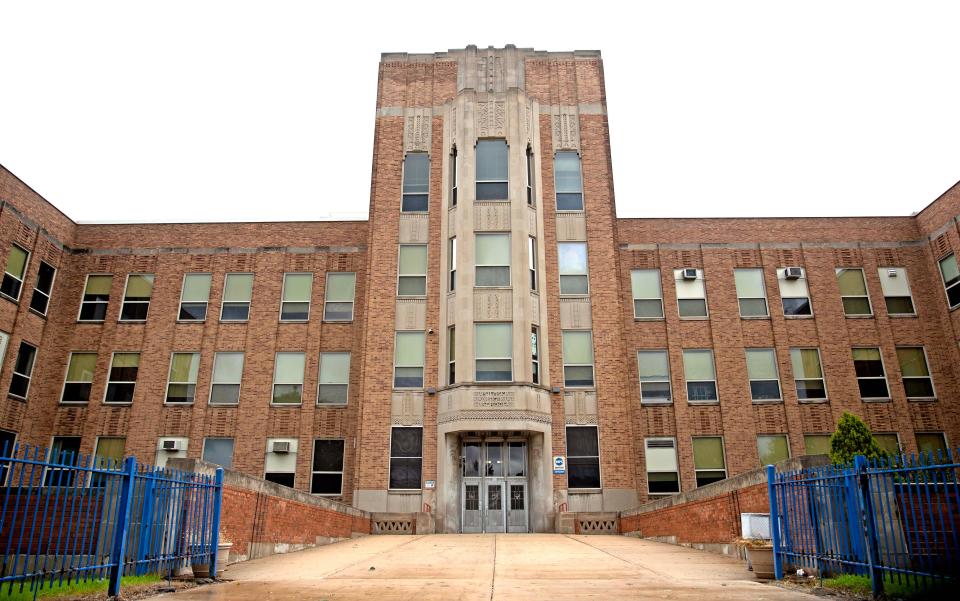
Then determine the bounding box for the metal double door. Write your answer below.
[461,440,528,533]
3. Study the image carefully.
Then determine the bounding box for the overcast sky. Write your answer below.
[1,1,958,223]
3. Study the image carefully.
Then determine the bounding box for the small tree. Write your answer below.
[829,412,887,465]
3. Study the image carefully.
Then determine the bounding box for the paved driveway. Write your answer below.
[157,534,817,600]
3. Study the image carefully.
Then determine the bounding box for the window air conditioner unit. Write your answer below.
[161,440,181,452]
[272,441,291,454]
[887,269,898,277]
[681,268,698,280]
[784,267,803,280]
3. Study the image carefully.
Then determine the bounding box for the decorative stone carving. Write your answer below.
[478,55,504,93]
[395,298,426,330]
[556,213,587,241]
[530,293,540,324]
[448,105,457,146]
[438,410,552,425]
[477,100,506,138]
[552,107,580,151]
[398,214,429,243]
[527,206,538,231]
[391,392,424,426]
[404,108,432,152]
[474,201,511,231]
[472,390,516,409]
[474,290,512,321]
[524,105,533,144]
[564,390,598,425]
[446,294,456,326]
[559,297,592,329]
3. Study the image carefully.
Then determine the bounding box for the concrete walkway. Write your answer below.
[156,534,818,600]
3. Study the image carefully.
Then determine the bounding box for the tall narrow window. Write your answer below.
[683,349,717,403]
[398,245,427,297]
[447,326,456,385]
[202,438,234,468]
[528,237,537,291]
[272,352,305,405]
[674,269,708,318]
[120,274,154,321]
[778,267,812,316]
[280,273,313,321]
[394,331,425,388]
[693,437,727,487]
[0,244,29,301]
[166,352,200,404]
[734,268,768,317]
[318,352,350,405]
[638,350,672,404]
[449,147,458,207]
[476,140,508,200]
[221,273,254,321]
[323,273,356,321]
[210,352,243,405]
[896,347,935,399]
[61,352,97,404]
[8,341,37,399]
[312,439,345,494]
[475,233,510,287]
[79,275,112,321]
[29,261,56,316]
[852,348,889,399]
[566,426,600,489]
[475,323,512,382]
[938,254,960,309]
[104,353,139,404]
[264,438,297,488]
[530,326,539,385]
[389,427,422,490]
[401,153,429,212]
[837,268,872,316]
[525,146,534,205]
[554,152,583,211]
[448,238,456,292]
[562,330,595,387]
[757,434,790,465]
[791,348,826,400]
[645,438,679,494]
[746,349,781,401]
[179,273,212,321]
[631,269,663,318]
[558,242,588,295]
[878,267,915,315]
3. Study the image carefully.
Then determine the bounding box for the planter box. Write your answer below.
[746,547,775,579]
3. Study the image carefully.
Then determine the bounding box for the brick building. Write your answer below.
[1,45,959,533]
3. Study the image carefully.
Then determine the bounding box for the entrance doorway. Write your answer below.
[461,436,528,533]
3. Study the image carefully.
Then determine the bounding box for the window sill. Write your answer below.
[634,317,665,322]
[556,210,586,215]
[270,403,303,408]
[176,319,206,324]
[861,398,892,403]
[388,489,422,495]
[740,315,771,320]
[317,403,348,408]
[396,296,427,300]
[208,403,239,407]
[163,402,196,406]
[559,294,590,300]
[219,319,250,324]
[7,394,27,402]
[567,488,602,495]
[687,400,719,406]
[888,314,918,318]
[118,320,147,324]
[783,314,815,319]
[76,320,106,324]
[59,401,89,406]
[640,401,673,407]
[844,314,874,319]
[279,319,310,324]
[473,286,512,291]
[751,399,784,404]
[28,308,48,319]
[0,293,21,304]
[678,316,709,321]
[399,210,429,215]
[907,397,937,402]
[102,402,133,407]
[798,398,830,404]
[322,320,354,324]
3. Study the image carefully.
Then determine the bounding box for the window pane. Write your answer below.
[842,297,872,315]
[283,274,312,302]
[796,380,827,399]
[66,353,97,382]
[476,234,510,265]
[402,154,429,194]
[631,270,661,299]
[111,352,140,370]
[638,351,669,380]
[476,140,508,181]
[212,352,244,383]
[5,246,28,278]
[693,437,725,470]
[313,439,345,471]
[758,435,789,465]
[476,323,512,358]
[182,274,212,302]
[746,349,777,380]
[852,348,884,377]
[319,352,350,384]
[169,353,200,383]
[94,437,125,466]
[750,380,782,400]
[325,273,356,302]
[275,353,305,383]
[682,350,715,380]
[399,246,427,275]
[916,433,947,458]
[804,435,831,456]
[391,427,422,457]
[782,297,812,315]
[837,269,867,295]
[85,275,113,295]
[734,269,765,298]
[562,331,594,364]
[224,274,254,302]
[739,298,768,317]
[897,348,929,377]
[389,458,422,489]
[554,152,582,193]
[791,349,822,379]
[874,434,900,455]
[395,332,425,366]
[558,243,588,275]
[125,274,154,298]
[567,457,600,488]
[202,439,234,468]
[634,299,664,318]
[939,255,960,285]
[678,298,707,317]
[567,426,599,457]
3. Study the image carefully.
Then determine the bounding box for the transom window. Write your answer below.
[401,153,429,212]
[558,242,589,295]
[631,269,663,318]
[836,268,872,316]
[398,245,427,297]
[746,348,781,401]
[683,349,717,403]
[280,273,313,321]
[638,350,671,404]
[179,273,212,321]
[323,273,356,321]
[475,323,512,382]
[475,233,510,287]
[852,348,889,399]
[120,274,154,321]
[554,152,583,211]
[476,140,508,201]
[734,268,768,317]
[790,348,826,400]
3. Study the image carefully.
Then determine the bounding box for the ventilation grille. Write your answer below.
[933,234,951,258]
[646,439,675,449]
[576,516,619,535]
[373,518,414,534]
[834,248,862,267]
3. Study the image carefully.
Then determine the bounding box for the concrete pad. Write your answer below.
[155,534,820,601]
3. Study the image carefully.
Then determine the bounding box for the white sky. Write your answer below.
[1,1,958,223]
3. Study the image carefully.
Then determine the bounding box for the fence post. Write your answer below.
[766,464,783,580]
[208,468,224,579]
[854,455,883,597]
[108,457,137,598]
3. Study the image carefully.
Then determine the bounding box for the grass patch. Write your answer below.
[821,573,948,600]
[0,574,162,600]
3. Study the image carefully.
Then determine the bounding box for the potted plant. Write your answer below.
[736,538,775,579]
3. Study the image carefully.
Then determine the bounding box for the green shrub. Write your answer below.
[829,412,887,465]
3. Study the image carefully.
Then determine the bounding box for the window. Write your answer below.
[758,434,790,465]
[272,352,305,405]
[790,348,826,400]
[631,269,663,318]
[916,433,948,460]
[79,275,112,321]
[645,438,679,494]
[155,437,187,468]
[475,233,510,287]
[448,326,456,385]
[8,341,37,399]
[938,254,960,309]
[280,273,313,321]
[734,268,768,317]
[165,352,200,404]
[878,267,914,315]
[221,273,253,321]
[674,269,707,318]
[92,437,125,485]
[448,238,456,292]
[45,436,81,486]
[562,330,595,388]
[746,349,781,401]
[179,274,212,321]
[104,353,139,404]
[389,427,422,490]
[638,350,672,404]
[874,433,901,456]
[530,326,539,385]
[120,274,154,321]
[525,146,534,205]
[210,352,243,405]
[558,242,588,295]
[528,237,537,291]
[61,352,96,404]
[202,438,234,469]
[449,147,458,207]
[693,437,727,487]
[397,245,427,297]
[836,268,872,316]
[264,438,297,488]
[566,426,600,489]
[323,273,356,321]
[1,244,29,301]
[896,347,935,399]
[394,331,425,388]
[1,429,16,484]
[475,323,512,382]
[29,261,56,316]
[804,434,831,456]
[476,140,508,200]
[311,439,344,494]
[683,349,717,403]
[852,348,889,399]
[554,152,583,211]
[401,153,429,212]
[778,267,812,316]
[318,352,350,405]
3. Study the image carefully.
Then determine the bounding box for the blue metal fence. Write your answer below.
[768,449,960,596]
[0,441,223,598]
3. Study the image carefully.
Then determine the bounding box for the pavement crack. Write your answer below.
[562,534,672,581]
[488,533,497,601]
